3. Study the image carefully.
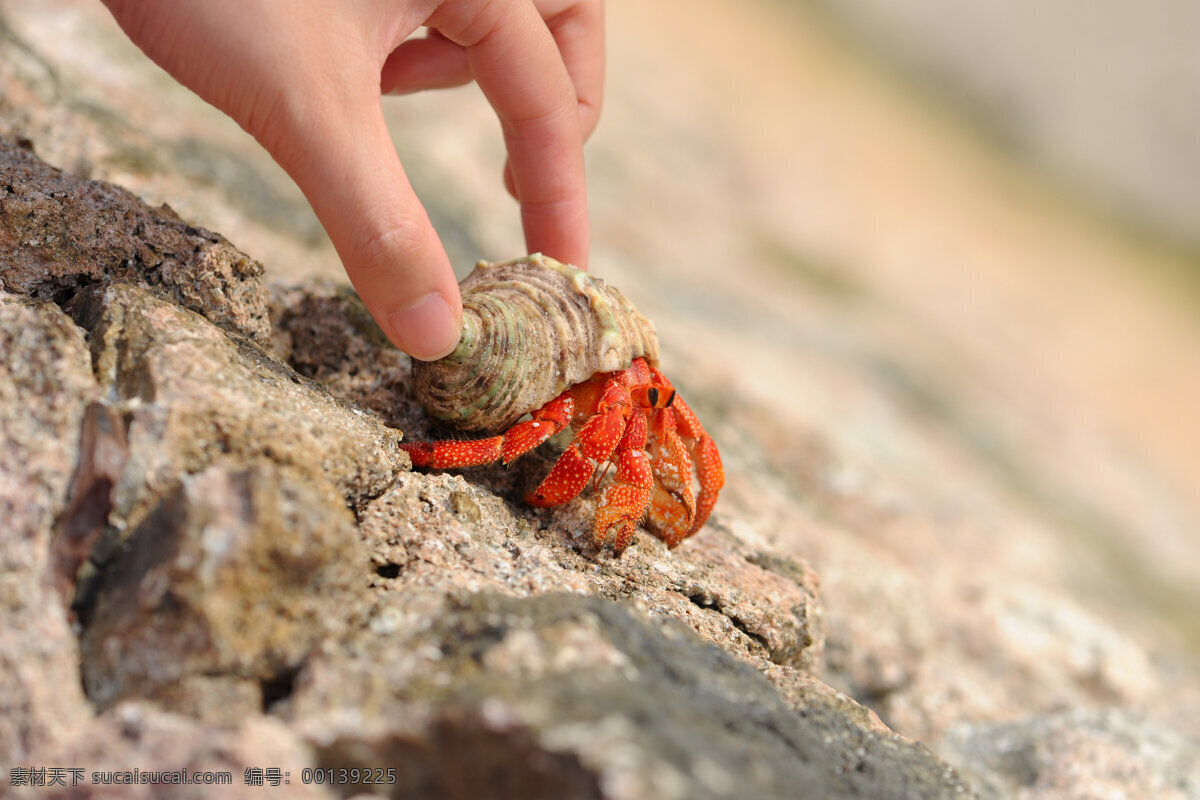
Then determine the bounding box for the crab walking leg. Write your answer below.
[645,407,698,548]
[498,391,574,463]
[595,448,655,556]
[574,371,636,462]
[401,391,574,469]
[527,371,636,508]
[589,410,653,554]
[671,395,725,536]
[523,444,591,508]
[399,436,503,469]
[687,435,723,533]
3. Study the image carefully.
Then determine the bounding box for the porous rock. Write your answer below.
[80,461,366,718]
[0,136,972,798]
[0,136,271,343]
[0,294,97,547]
[0,274,966,798]
[8,702,332,800]
[939,709,1200,800]
[67,282,408,531]
[359,470,823,674]
[286,591,971,800]
[270,280,414,430]
[818,529,1162,743]
[0,293,97,763]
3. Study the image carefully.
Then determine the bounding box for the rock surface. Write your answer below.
[66,280,408,528]
[0,137,270,343]
[80,462,365,716]
[290,591,962,800]
[0,293,96,764]
[3,2,1200,799]
[0,145,964,798]
[941,709,1200,800]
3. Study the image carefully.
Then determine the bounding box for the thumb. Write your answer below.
[263,92,463,361]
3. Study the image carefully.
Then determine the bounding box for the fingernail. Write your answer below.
[388,292,460,361]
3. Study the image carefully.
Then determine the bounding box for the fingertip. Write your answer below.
[387,290,463,361]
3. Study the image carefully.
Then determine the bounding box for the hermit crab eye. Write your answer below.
[642,386,675,409]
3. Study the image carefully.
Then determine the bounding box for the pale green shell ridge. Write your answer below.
[411,254,659,433]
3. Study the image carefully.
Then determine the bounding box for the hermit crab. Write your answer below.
[401,254,724,555]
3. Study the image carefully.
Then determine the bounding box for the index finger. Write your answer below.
[432,0,589,268]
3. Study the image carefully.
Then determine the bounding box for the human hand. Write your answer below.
[101,0,603,360]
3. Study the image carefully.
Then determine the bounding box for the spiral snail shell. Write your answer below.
[412,254,660,433]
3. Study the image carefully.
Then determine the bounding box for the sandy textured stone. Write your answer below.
[811,524,1163,743]
[0,294,96,763]
[0,294,97,550]
[287,591,969,800]
[67,282,407,531]
[270,281,413,428]
[81,462,365,716]
[940,709,1200,800]
[0,136,270,343]
[358,471,823,674]
[6,702,333,800]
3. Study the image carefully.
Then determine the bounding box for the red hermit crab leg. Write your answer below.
[498,391,575,464]
[401,391,574,469]
[645,402,698,547]
[593,411,655,555]
[527,369,634,507]
[671,395,724,536]
[524,446,595,508]
[596,450,655,555]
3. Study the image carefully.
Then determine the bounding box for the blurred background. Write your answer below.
[3,0,1198,771]
[811,0,1200,248]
